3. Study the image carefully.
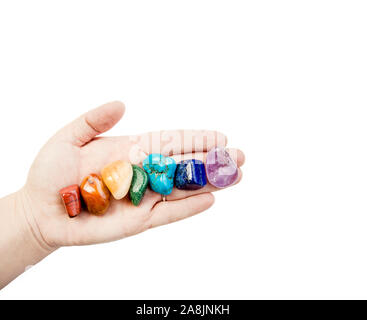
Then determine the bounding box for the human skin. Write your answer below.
[0,101,245,289]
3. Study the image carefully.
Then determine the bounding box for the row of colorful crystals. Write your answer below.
[59,147,238,218]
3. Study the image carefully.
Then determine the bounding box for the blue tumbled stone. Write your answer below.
[175,159,207,190]
[143,154,177,195]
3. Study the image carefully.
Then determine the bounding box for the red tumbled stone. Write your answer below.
[59,184,82,218]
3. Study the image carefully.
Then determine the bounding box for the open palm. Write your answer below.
[21,102,244,249]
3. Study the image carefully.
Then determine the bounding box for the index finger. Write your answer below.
[131,130,227,156]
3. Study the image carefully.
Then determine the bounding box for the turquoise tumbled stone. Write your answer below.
[142,154,177,195]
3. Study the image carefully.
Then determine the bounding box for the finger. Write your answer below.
[127,167,242,207]
[147,193,215,229]
[125,148,244,205]
[167,169,242,201]
[55,101,125,147]
[165,148,244,201]
[130,148,244,203]
[64,192,214,245]
[170,148,245,167]
[131,130,227,156]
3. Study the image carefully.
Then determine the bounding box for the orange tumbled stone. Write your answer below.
[59,184,82,218]
[80,174,111,215]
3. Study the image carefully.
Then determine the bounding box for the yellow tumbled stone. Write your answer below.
[101,160,133,200]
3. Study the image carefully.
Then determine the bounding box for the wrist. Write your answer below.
[17,188,57,253]
[0,190,56,288]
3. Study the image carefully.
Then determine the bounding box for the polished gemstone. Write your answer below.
[80,174,111,215]
[175,159,207,190]
[101,160,133,200]
[206,147,238,188]
[129,165,149,206]
[59,184,82,218]
[143,154,177,195]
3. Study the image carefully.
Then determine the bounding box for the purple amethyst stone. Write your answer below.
[206,147,238,188]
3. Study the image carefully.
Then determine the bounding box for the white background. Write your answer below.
[0,0,366,299]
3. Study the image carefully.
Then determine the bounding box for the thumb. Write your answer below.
[56,101,125,147]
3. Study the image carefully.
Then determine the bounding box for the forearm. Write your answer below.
[0,191,54,289]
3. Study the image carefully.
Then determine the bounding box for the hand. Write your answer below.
[20,101,245,249]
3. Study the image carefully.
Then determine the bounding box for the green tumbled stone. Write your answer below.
[129,165,149,206]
